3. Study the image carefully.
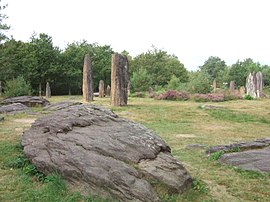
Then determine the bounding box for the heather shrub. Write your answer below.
[194,93,224,102]
[156,90,190,101]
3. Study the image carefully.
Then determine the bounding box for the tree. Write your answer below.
[188,71,211,93]
[0,0,10,43]
[200,56,226,82]
[130,47,188,88]
[229,58,261,87]
[131,68,152,92]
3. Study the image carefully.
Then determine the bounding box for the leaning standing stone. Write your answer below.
[111,53,129,106]
[99,80,105,98]
[82,54,94,102]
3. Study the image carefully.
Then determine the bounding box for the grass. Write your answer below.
[1,95,270,201]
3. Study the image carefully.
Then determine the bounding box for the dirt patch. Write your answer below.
[175,134,197,138]
[205,180,238,201]
[13,118,36,124]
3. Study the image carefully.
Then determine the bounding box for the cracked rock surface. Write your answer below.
[207,138,270,173]
[22,104,192,201]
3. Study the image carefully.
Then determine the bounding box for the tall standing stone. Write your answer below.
[82,54,94,102]
[111,53,129,106]
[0,81,2,96]
[99,80,105,98]
[229,81,235,94]
[106,85,111,97]
[246,72,257,98]
[212,79,217,93]
[256,71,263,98]
[46,82,51,98]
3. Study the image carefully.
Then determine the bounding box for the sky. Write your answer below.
[3,0,270,70]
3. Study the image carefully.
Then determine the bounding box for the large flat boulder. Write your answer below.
[2,96,49,107]
[219,147,270,173]
[22,104,192,201]
[0,103,29,114]
[207,138,270,173]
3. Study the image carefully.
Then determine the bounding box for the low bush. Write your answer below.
[131,92,146,98]
[194,93,224,102]
[4,76,31,98]
[156,90,190,101]
[244,95,254,100]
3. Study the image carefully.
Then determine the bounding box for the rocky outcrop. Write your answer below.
[2,96,49,107]
[207,138,270,173]
[0,103,29,114]
[43,101,82,111]
[219,147,270,173]
[22,104,192,201]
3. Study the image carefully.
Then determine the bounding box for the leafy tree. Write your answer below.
[200,56,226,82]
[188,71,211,93]
[130,68,152,92]
[0,0,10,43]
[262,65,270,87]
[167,75,181,90]
[4,76,31,97]
[26,33,61,94]
[229,58,261,87]
[130,47,188,87]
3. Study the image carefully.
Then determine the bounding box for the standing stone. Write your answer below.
[229,81,235,94]
[106,85,111,97]
[111,53,129,106]
[46,82,51,98]
[239,86,245,97]
[212,79,217,93]
[82,54,94,102]
[99,80,105,98]
[246,72,257,98]
[0,81,2,96]
[256,71,263,98]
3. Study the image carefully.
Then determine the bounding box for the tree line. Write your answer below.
[1,2,270,96]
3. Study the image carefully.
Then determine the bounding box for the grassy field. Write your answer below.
[1,96,270,201]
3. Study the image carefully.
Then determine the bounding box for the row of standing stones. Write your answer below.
[212,71,264,98]
[82,53,129,106]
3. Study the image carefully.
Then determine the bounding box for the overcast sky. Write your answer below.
[4,0,270,70]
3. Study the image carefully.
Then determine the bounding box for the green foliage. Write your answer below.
[262,65,270,86]
[167,75,181,90]
[192,178,208,193]
[229,58,261,87]
[188,71,211,93]
[131,68,152,92]
[200,56,227,82]
[0,0,10,43]
[244,95,254,100]
[4,76,31,97]
[130,46,188,88]
[208,151,224,161]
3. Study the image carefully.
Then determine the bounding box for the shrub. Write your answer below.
[4,76,31,98]
[131,69,152,92]
[167,75,181,90]
[188,71,212,94]
[244,95,254,100]
[131,92,146,98]
[194,93,224,102]
[156,90,190,101]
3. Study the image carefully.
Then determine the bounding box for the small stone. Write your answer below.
[2,96,49,107]
[99,80,105,98]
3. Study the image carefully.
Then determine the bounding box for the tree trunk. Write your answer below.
[82,54,94,102]
[111,53,129,106]
[0,81,2,96]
